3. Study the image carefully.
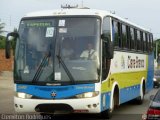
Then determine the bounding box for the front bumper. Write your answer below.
[14,95,101,114]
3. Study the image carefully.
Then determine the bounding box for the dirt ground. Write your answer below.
[0,49,13,71]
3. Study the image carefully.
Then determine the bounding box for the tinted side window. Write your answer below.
[137,30,141,50]
[112,20,121,48]
[112,20,119,47]
[126,26,130,49]
[143,33,146,52]
[122,24,127,48]
[150,34,153,52]
[146,33,149,52]
[140,31,144,51]
[134,29,137,50]
[130,27,135,50]
[103,17,111,41]
[102,17,111,80]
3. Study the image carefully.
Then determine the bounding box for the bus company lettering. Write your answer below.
[128,56,144,69]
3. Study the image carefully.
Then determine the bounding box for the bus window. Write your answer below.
[134,29,137,50]
[145,33,149,52]
[112,20,120,48]
[126,26,131,49]
[122,24,127,49]
[103,17,111,42]
[152,34,153,51]
[140,31,144,51]
[118,22,122,48]
[137,30,141,51]
[102,17,111,80]
[148,34,152,52]
[143,32,146,52]
[130,27,135,50]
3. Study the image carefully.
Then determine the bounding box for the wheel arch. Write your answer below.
[140,77,146,97]
[110,82,120,109]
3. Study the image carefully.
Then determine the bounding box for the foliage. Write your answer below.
[0,22,5,35]
[0,22,5,49]
[154,39,160,59]
[0,27,17,49]
[0,36,5,49]
[11,28,17,49]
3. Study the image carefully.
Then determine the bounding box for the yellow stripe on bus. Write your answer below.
[101,70,147,93]
[101,52,149,93]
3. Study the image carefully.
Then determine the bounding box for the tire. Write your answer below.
[101,109,112,119]
[135,84,144,105]
[135,96,143,105]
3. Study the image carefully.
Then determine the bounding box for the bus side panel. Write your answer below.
[146,52,154,92]
[119,84,140,104]
[100,51,150,111]
[101,92,111,112]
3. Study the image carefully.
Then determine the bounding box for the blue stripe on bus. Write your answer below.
[146,52,154,92]
[101,92,111,112]
[119,84,140,104]
[16,83,95,99]
[101,84,140,112]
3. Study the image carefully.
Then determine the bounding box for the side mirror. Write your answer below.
[150,95,154,101]
[101,33,113,59]
[5,32,19,59]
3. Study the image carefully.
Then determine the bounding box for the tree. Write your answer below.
[154,39,160,60]
[0,22,5,35]
[11,28,18,54]
[0,22,5,49]
[0,36,5,49]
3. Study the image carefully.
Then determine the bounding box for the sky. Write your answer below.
[0,0,160,39]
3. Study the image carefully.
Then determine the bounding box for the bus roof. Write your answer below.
[25,8,150,32]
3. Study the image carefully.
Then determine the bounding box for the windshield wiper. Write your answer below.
[32,52,51,83]
[56,54,75,84]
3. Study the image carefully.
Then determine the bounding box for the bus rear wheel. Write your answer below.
[135,83,145,105]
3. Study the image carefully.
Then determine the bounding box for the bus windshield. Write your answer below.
[15,17,101,84]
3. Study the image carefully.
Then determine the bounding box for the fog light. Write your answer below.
[20,105,23,108]
[15,104,18,108]
[87,104,91,108]
[93,104,97,108]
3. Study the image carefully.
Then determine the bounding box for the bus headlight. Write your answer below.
[15,92,32,99]
[75,92,99,98]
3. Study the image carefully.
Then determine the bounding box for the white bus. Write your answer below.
[6,8,154,118]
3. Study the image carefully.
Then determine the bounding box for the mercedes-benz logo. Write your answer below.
[51,92,57,97]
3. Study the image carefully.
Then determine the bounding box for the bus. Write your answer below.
[5,8,154,118]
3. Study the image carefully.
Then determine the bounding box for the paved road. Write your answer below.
[0,71,15,114]
[0,71,158,120]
